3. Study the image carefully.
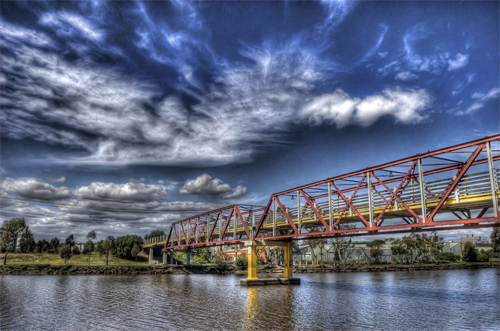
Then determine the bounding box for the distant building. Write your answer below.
[442,242,462,256]
[460,234,488,245]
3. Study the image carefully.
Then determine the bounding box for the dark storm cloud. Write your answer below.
[1,177,71,201]
[0,0,447,168]
[0,177,222,240]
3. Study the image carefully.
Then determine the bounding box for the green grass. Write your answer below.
[1,253,148,266]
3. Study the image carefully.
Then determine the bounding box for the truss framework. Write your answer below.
[155,135,500,249]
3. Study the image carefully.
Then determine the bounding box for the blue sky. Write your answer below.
[1,0,498,242]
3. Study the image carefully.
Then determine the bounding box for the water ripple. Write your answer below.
[1,269,499,330]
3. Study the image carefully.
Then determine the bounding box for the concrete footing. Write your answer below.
[240,278,301,286]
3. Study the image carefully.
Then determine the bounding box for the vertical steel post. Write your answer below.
[367,172,373,227]
[297,191,301,233]
[233,209,237,239]
[251,214,255,240]
[219,219,222,241]
[272,197,276,237]
[487,142,499,219]
[196,218,199,243]
[418,158,426,223]
[328,182,333,231]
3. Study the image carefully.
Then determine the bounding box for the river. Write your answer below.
[1,268,499,330]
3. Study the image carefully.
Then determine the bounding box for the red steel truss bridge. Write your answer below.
[145,135,500,250]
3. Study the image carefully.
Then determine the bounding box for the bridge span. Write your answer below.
[145,135,500,284]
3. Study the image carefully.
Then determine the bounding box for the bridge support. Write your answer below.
[162,250,168,264]
[186,250,191,265]
[241,241,300,286]
[148,248,153,264]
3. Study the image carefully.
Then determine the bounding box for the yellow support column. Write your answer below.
[247,241,258,280]
[284,241,293,279]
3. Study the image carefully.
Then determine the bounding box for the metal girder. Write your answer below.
[158,135,500,250]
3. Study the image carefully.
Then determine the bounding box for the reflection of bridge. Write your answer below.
[145,135,500,284]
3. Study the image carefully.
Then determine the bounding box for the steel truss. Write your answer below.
[158,135,499,249]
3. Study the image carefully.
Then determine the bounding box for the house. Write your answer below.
[442,242,462,256]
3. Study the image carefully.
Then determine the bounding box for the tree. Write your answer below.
[82,240,95,264]
[390,238,410,264]
[462,241,478,262]
[0,218,26,265]
[97,236,115,266]
[330,224,355,264]
[131,244,140,263]
[193,247,211,263]
[72,245,80,255]
[367,240,385,263]
[60,245,72,264]
[114,235,143,260]
[491,226,500,253]
[87,230,97,241]
[65,234,75,250]
[50,237,60,254]
[19,226,36,253]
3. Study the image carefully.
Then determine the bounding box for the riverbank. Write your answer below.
[1,262,498,275]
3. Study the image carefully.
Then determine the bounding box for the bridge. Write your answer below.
[145,135,500,285]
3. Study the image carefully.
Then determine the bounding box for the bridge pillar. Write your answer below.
[186,251,191,265]
[170,252,174,264]
[162,250,167,264]
[148,248,153,264]
[241,240,300,286]
[283,241,293,279]
[247,242,258,280]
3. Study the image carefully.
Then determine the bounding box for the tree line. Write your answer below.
[0,218,145,265]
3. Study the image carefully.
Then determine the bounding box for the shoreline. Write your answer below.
[1,262,498,276]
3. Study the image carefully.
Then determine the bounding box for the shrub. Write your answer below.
[234,254,248,270]
[435,252,458,262]
[212,252,228,272]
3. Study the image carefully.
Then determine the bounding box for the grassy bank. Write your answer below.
[1,253,148,266]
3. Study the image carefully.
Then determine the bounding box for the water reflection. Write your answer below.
[1,269,498,330]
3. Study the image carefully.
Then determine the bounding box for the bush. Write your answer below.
[234,254,248,270]
[173,252,186,263]
[477,253,489,262]
[212,252,228,272]
[435,252,458,262]
[72,245,80,255]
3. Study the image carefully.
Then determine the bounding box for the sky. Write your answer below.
[0,0,499,243]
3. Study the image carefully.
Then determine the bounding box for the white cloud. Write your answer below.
[1,177,71,201]
[300,89,358,128]
[395,71,418,82]
[447,53,469,71]
[458,87,500,114]
[180,174,247,199]
[49,176,67,184]
[300,88,431,127]
[39,11,103,41]
[472,87,500,101]
[74,180,167,202]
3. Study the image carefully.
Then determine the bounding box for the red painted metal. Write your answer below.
[163,135,500,250]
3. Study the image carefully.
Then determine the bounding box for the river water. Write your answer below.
[1,268,499,330]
